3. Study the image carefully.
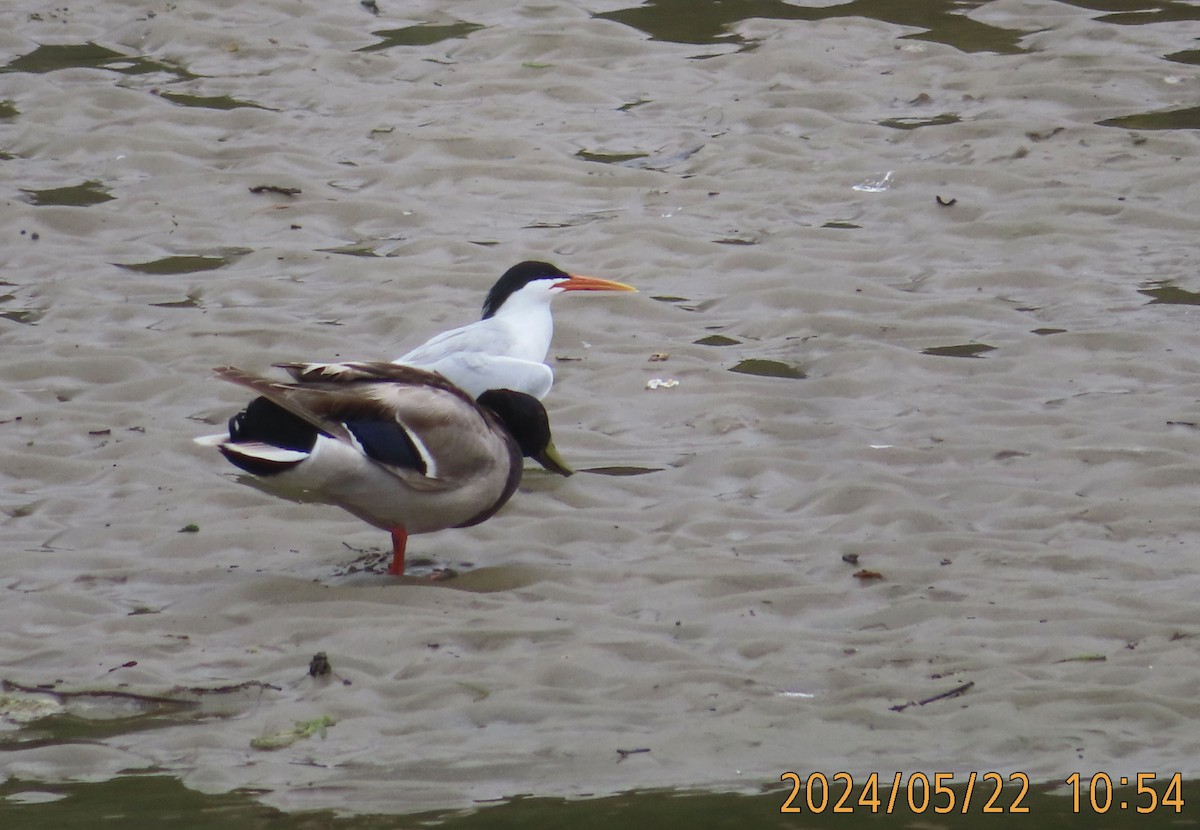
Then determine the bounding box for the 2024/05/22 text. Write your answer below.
[779,771,1185,815]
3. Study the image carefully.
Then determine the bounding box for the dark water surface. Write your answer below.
[1,775,1195,828]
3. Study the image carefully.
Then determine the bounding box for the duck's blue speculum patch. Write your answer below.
[343,420,426,474]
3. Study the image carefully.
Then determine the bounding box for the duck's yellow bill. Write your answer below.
[533,439,574,477]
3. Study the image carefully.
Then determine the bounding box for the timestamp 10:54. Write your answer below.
[1067,772,1184,814]
[779,771,1185,815]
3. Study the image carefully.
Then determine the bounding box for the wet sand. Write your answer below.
[3,0,1200,816]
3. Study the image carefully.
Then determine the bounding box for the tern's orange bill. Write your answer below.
[555,275,637,293]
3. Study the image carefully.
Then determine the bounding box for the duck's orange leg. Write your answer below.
[387,527,408,575]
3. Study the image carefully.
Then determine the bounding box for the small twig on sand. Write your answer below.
[890,681,974,713]
[249,185,301,197]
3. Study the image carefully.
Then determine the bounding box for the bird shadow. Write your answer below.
[330,544,546,593]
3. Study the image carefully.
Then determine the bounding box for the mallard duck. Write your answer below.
[195,362,572,575]
[395,261,636,399]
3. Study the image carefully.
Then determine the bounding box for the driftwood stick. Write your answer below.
[918,680,974,706]
[890,680,975,712]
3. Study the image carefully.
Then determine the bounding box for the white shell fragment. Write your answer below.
[645,378,680,390]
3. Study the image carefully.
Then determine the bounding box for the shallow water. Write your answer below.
[3,0,1200,822]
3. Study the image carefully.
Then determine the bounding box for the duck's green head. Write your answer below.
[477,389,573,477]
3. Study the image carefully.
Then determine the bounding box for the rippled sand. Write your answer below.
[3,0,1200,815]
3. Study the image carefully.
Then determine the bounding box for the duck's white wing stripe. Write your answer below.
[399,418,438,479]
